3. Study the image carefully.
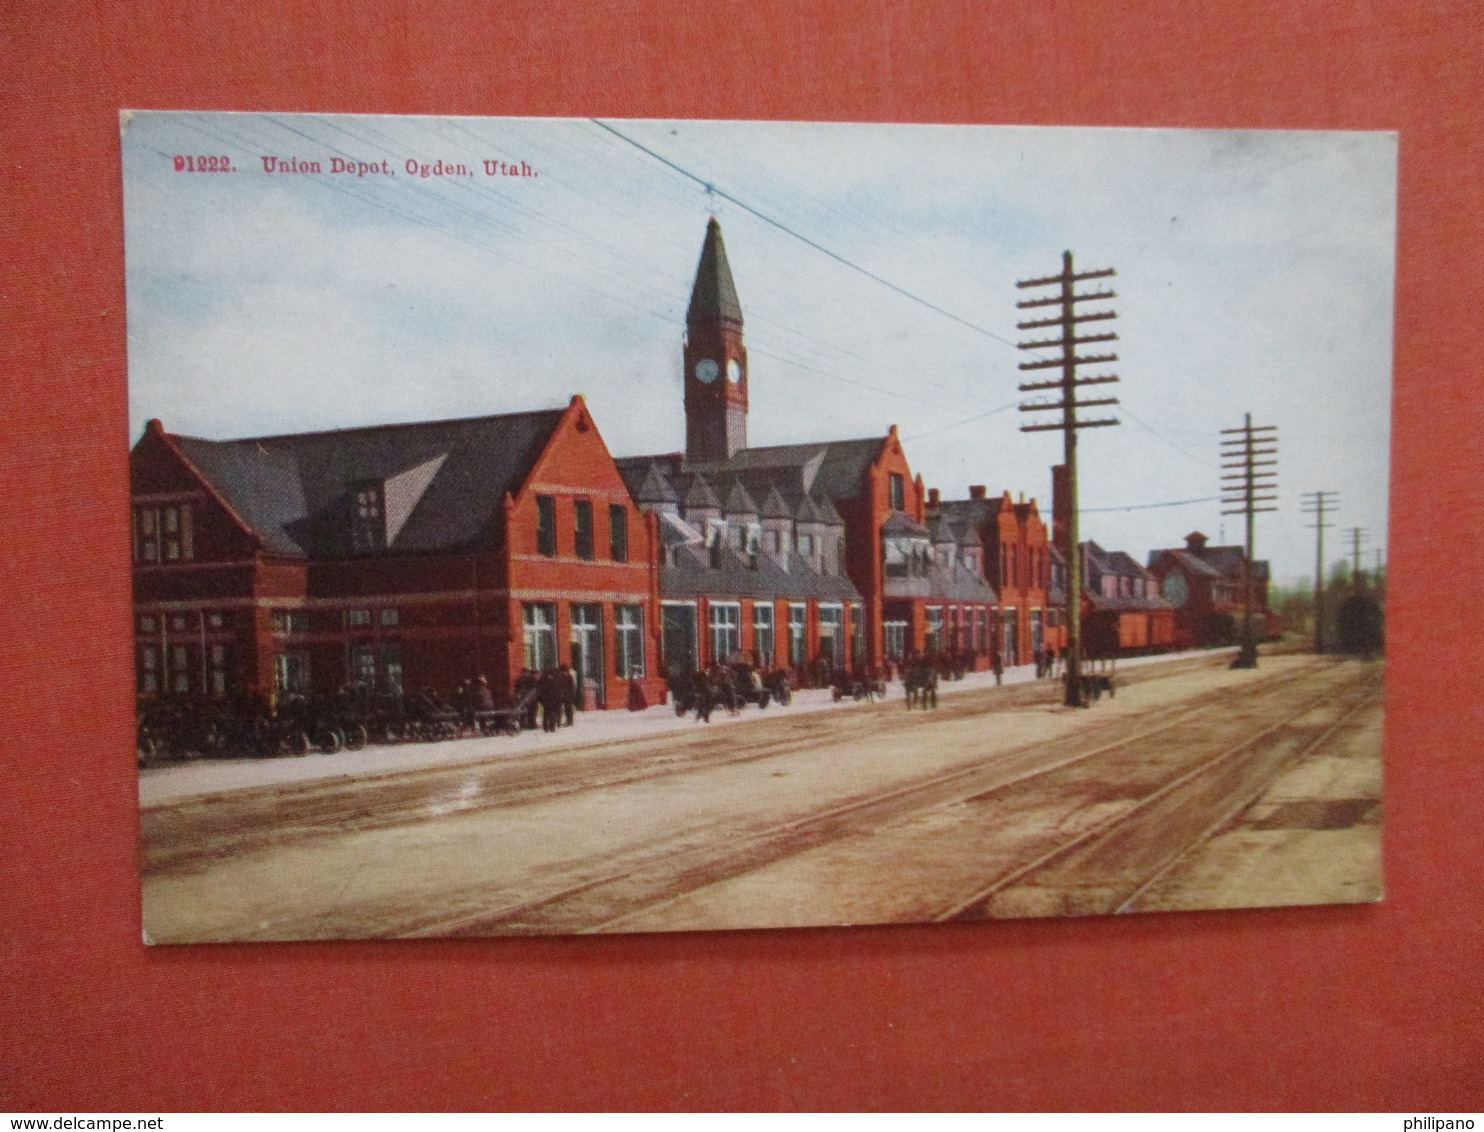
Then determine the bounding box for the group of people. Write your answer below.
[513,665,579,733]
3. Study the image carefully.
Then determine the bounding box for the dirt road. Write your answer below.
[141,653,1383,942]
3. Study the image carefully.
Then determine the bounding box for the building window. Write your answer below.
[381,644,404,694]
[209,643,230,697]
[788,603,808,666]
[609,504,628,563]
[884,620,908,661]
[889,473,905,512]
[710,602,741,663]
[351,485,385,553]
[139,646,158,695]
[753,602,774,666]
[536,495,557,557]
[273,652,310,699]
[139,615,157,633]
[272,609,309,634]
[574,499,594,561]
[380,607,399,627]
[925,606,943,653]
[133,503,194,564]
[345,609,371,628]
[208,612,224,629]
[614,604,644,678]
[817,604,843,668]
[851,604,865,665]
[350,644,377,689]
[522,602,557,670]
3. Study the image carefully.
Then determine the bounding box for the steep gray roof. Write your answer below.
[882,510,930,537]
[687,218,743,328]
[760,485,792,519]
[167,408,565,557]
[662,545,861,602]
[632,462,678,506]
[683,473,721,510]
[722,478,759,517]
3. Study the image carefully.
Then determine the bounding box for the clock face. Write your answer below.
[694,359,719,384]
[727,358,743,384]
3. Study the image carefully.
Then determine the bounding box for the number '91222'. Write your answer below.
[173,155,235,172]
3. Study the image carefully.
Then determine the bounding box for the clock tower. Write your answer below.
[683,218,748,465]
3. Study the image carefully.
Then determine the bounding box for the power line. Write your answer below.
[591,119,1023,351]
[1083,496,1218,513]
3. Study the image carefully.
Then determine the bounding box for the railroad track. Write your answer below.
[143,651,1236,876]
[940,665,1383,921]
[368,659,1380,938]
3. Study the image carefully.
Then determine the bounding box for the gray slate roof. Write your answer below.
[167,408,565,557]
[662,544,860,601]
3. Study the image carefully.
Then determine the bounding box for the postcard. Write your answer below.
[123,112,1394,941]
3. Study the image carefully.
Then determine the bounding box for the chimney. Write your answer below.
[1051,464,1071,556]
[927,487,941,507]
[1185,531,1208,551]
[968,485,986,501]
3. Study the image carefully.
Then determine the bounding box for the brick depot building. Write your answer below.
[129,396,667,710]
[618,218,1040,678]
[130,217,1072,708]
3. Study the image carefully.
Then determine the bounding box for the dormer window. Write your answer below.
[352,484,385,553]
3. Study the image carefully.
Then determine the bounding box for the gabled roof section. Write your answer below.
[722,478,759,517]
[713,435,884,501]
[883,510,930,538]
[683,473,721,511]
[687,217,743,329]
[760,485,792,520]
[164,408,565,557]
[630,462,679,506]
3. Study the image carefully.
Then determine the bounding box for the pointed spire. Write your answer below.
[687,217,743,329]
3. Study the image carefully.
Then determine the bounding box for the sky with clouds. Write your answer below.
[121,112,1396,584]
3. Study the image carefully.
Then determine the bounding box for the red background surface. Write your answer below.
[3,0,1482,1111]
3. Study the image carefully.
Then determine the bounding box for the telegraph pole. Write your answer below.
[1300,490,1338,652]
[1348,526,1368,586]
[1221,414,1278,668]
[1017,250,1120,707]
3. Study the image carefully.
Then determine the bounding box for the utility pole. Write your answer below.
[1017,250,1120,707]
[1300,490,1338,653]
[1348,526,1368,587]
[1221,413,1278,668]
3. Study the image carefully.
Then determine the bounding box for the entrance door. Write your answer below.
[570,603,603,708]
[661,603,698,679]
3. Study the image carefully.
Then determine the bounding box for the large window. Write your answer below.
[350,644,377,689]
[609,504,628,563]
[753,602,774,666]
[536,495,556,558]
[574,499,594,560]
[817,604,843,668]
[273,652,310,699]
[788,603,808,666]
[209,643,230,697]
[889,473,905,512]
[709,602,741,663]
[884,620,908,660]
[522,602,557,670]
[851,604,865,665]
[614,604,644,678]
[925,606,944,653]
